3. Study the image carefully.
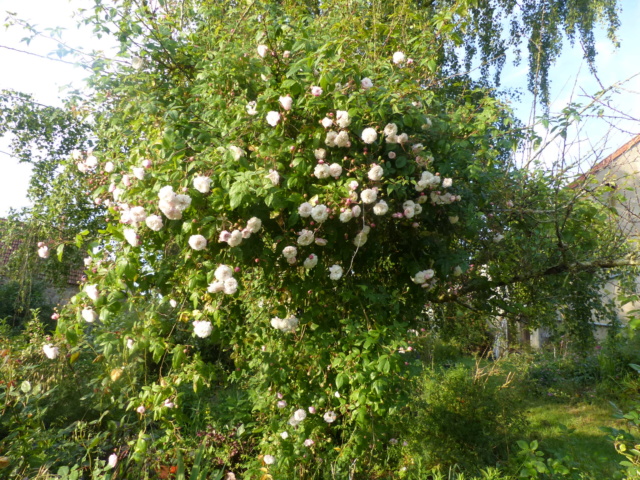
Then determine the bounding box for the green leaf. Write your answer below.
[56,243,65,262]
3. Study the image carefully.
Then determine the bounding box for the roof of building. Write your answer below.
[573,134,640,185]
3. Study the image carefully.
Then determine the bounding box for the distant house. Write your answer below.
[0,219,83,313]
[574,134,640,339]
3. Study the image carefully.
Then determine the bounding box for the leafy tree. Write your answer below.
[0,90,98,324]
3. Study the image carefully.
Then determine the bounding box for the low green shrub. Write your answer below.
[402,364,527,473]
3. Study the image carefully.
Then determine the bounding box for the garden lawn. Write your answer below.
[523,396,624,478]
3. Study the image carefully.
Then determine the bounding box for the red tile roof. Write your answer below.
[572,134,640,186]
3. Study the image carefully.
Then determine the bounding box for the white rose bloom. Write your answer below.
[158,185,176,202]
[108,454,118,469]
[71,149,82,160]
[229,145,245,161]
[37,246,50,259]
[297,229,315,246]
[193,320,213,338]
[314,164,331,179]
[386,133,398,144]
[175,194,192,210]
[321,117,333,128]
[449,216,459,224]
[303,254,318,269]
[127,338,135,349]
[393,51,406,64]
[82,308,97,323]
[125,205,142,223]
[453,266,463,276]
[280,431,289,439]
[215,264,234,281]
[104,161,115,173]
[288,416,300,427]
[339,210,353,222]
[169,299,178,308]
[329,163,342,178]
[228,230,243,247]
[247,217,262,233]
[414,269,435,284]
[246,101,258,115]
[412,143,424,154]
[223,277,238,295]
[373,200,389,215]
[384,123,398,137]
[113,187,123,202]
[403,200,416,218]
[336,110,351,128]
[145,215,163,231]
[368,164,384,181]
[282,246,297,259]
[266,111,281,127]
[361,77,373,89]
[361,189,377,204]
[397,133,409,144]
[122,174,132,187]
[323,411,337,423]
[361,127,378,144]
[188,234,207,251]
[84,257,92,267]
[266,169,280,185]
[284,315,299,332]
[264,455,275,465]
[442,178,453,188]
[85,284,99,301]
[163,197,184,216]
[494,234,505,243]
[414,203,423,215]
[329,264,343,280]
[43,344,59,360]
[335,131,350,148]
[315,237,327,246]
[77,161,88,173]
[352,205,362,217]
[294,409,307,422]
[85,155,98,168]
[311,204,329,223]
[124,228,140,247]
[353,232,368,247]
[133,167,145,180]
[271,316,286,330]
[279,95,293,111]
[298,202,313,217]
[257,44,269,57]
[207,280,224,293]
[325,131,338,147]
[314,148,326,160]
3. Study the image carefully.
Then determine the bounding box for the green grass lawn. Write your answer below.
[443,354,630,478]
[523,397,624,477]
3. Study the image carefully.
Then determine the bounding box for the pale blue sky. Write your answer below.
[0,0,639,214]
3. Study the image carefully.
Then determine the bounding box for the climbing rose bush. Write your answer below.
[46,1,529,477]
